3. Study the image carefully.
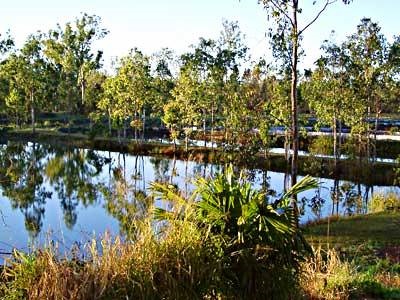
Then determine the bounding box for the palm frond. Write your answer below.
[280,175,319,206]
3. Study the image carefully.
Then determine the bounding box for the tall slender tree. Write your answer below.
[260,0,352,195]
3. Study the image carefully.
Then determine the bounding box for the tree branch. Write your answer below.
[298,0,337,36]
[267,0,295,28]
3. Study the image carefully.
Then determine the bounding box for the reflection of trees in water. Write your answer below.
[44,148,107,229]
[101,154,152,238]
[0,142,51,237]
[149,156,179,185]
[149,157,171,183]
[330,180,372,217]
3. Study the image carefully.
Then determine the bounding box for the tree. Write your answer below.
[44,13,108,116]
[260,0,352,195]
[345,18,391,161]
[150,48,176,126]
[20,34,48,133]
[4,87,24,126]
[98,49,152,141]
[97,76,119,136]
[0,30,14,58]
[304,36,359,162]
[1,34,48,133]
[170,60,203,151]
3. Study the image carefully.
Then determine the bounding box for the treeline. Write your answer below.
[0,14,399,154]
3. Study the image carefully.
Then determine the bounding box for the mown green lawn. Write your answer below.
[304,212,400,248]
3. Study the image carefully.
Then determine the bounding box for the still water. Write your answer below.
[0,141,397,257]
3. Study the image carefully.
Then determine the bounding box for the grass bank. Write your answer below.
[302,212,400,299]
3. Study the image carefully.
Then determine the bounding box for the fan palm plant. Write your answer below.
[151,165,318,299]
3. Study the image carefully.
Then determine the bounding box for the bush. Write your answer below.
[152,166,318,299]
[369,192,400,213]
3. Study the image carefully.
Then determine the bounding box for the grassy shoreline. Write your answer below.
[1,212,399,299]
[302,212,400,299]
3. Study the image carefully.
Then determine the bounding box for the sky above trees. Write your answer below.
[0,0,398,70]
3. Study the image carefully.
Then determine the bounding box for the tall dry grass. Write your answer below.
[300,247,357,300]
[0,217,223,300]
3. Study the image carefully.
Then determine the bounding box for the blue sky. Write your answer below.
[0,0,398,69]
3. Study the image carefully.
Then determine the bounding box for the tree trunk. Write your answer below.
[338,120,342,159]
[30,90,35,134]
[333,114,337,164]
[284,130,290,162]
[290,1,299,198]
[373,108,380,163]
[81,81,85,107]
[211,104,214,149]
[203,110,206,148]
[108,110,112,136]
[366,106,371,162]
[142,108,146,141]
[123,119,127,139]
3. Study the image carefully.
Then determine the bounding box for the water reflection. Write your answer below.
[0,142,51,237]
[0,141,397,254]
[44,148,106,229]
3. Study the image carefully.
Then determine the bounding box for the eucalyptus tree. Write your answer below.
[20,34,49,133]
[259,0,352,190]
[387,36,400,113]
[345,18,391,161]
[97,76,119,136]
[304,37,359,162]
[99,49,152,140]
[83,69,107,118]
[241,60,271,156]
[150,48,176,127]
[0,31,13,51]
[44,13,108,115]
[192,38,216,146]
[162,100,183,150]
[170,58,203,151]
[0,34,48,133]
[117,49,152,140]
[4,87,24,126]
[217,21,248,146]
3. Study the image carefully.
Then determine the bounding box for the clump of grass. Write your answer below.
[301,247,357,299]
[300,246,400,299]
[369,192,400,213]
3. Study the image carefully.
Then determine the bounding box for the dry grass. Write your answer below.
[300,247,357,300]
[0,218,221,300]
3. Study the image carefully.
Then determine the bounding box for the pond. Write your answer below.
[0,141,398,259]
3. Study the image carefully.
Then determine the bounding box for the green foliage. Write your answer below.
[0,250,39,300]
[152,166,318,298]
[44,13,108,114]
[97,49,152,139]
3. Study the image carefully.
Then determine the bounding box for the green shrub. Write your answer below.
[152,166,318,299]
